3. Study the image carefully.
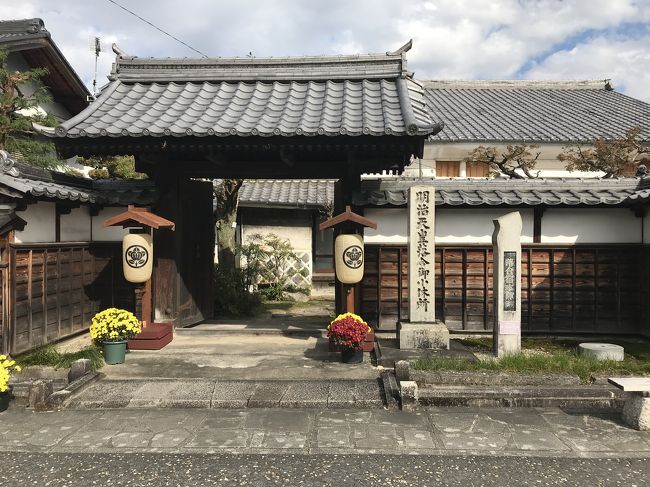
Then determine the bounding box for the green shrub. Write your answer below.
[213,265,262,316]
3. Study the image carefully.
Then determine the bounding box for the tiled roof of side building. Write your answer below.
[0,18,89,114]
[239,179,335,209]
[35,41,441,139]
[355,177,650,207]
[0,158,156,206]
[423,80,650,143]
[0,18,49,42]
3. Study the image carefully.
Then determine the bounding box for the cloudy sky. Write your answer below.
[4,0,650,101]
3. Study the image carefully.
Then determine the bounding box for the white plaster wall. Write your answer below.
[413,142,605,179]
[15,202,56,243]
[365,207,644,244]
[437,209,534,243]
[242,224,312,252]
[541,208,642,244]
[59,206,91,241]
[364,208,534,244]
[364,208,408,244]
[92,207,130,241]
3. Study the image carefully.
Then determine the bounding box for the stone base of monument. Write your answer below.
[397,321,449,350]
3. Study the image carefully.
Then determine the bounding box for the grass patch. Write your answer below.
[15,345,104,371]
[417,337,650,383]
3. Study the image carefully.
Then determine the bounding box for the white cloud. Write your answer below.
[1,0,649,101]
[526,35,650,101]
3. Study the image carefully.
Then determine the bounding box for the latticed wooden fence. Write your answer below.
[361,244,648,335]
[257,250,312,290]
[1,242,133,355]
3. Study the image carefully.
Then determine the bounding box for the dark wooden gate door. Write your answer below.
[178,180,215,327]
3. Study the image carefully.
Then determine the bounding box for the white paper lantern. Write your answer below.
[335,234,364,284]
[122,233,153,283]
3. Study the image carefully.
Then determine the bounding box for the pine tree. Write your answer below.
[0,47,60,168]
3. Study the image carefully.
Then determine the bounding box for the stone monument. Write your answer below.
[492,211,522,357]
[398,185,449,349]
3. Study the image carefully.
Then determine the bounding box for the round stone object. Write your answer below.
[578,342,624,361]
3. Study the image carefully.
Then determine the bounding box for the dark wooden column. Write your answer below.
[333,168,363,315]
[151,164,182,326]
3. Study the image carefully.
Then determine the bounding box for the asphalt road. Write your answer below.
[1,452,648,486]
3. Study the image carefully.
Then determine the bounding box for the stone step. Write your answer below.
[419,384,625,410]
[64,378,387,410]
[175,325,325,338]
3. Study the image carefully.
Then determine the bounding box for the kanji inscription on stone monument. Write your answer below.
[415,190,432,312]
[408,185,435,323]
[503,251,517,312]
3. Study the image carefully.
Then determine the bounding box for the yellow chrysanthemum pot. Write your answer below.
[90,309,142,365]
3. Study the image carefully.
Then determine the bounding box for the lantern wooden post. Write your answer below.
[319,206,377,315]
[103,205,175,326]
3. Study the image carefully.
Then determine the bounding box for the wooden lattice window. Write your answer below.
[436,161,460,177]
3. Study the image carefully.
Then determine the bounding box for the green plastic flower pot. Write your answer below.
[0,387,13,412]
[103,340,127,364]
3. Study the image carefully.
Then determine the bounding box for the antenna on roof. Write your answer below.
[88,36,103,101]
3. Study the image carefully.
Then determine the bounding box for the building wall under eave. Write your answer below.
[60,206,91,241]
[91,207,130,241]
[6,51,73,121]
[363,207,642,244]
[541,208,642,244]
[15,201,56,243]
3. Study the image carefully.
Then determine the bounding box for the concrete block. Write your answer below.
[395,360,410,383]
[28,379,53,409]
[398,322,449,350]
[400,380,418,412]
[68,359,92,383]
[579,343,625,362]
[622,393,650,431]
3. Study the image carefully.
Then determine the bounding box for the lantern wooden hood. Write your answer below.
[103,205,175,230]
[319,206,377,231]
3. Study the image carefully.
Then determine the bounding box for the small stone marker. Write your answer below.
[68,358,92,383]
[400,380,419,412]
[398,184,449,349]
[608,377,650,431]
[395,360,411,383]
[28,379,53,409]
[492,212,522,357]
[579,343,624,361]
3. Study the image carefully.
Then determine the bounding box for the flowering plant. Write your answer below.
[0,355,21,393]
[327,313,372,351]
[89,308,142,344]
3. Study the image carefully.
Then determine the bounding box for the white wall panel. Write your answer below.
[60,207,91,241]
[541,208,641,244]
[15,202,56,243]
[92,207,130,241]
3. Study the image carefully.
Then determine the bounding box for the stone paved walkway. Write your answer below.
[65,379,386,409]
[1,407,650,458]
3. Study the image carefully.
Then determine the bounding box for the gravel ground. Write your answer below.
[2,452,648,486]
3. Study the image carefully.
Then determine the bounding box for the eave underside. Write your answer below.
[54,134,426,179]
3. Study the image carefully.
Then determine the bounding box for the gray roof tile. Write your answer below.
[239,179,334,209]
[424,80,650,143]
[0,162,156,205]
[0,18,48,42]
[355,177,650,207]
[38,45,440,139]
